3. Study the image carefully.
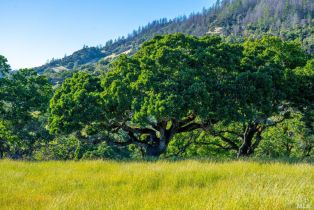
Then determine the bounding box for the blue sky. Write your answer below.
[0,0,214,69]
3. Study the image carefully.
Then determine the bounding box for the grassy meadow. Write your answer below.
[0,160,313,210]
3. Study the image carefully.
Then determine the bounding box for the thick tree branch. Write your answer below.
[196,141,236,151]
[208,130,240,150]
[177,115,197,127]
[177,122,203,133]
[210,129,242,138]
[177,118,217,133]
[121,124,156,135]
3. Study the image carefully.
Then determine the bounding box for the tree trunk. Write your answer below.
[144,125,173,157]
[146,143,167,157]
[237,124,257,157]
[124,117,207,157]
[0,139,4,159]
[249,130,262,154]
[145,139,169,157]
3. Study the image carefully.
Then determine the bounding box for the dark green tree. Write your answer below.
[49,34,243,157]
[0,55,10,76]
[0,65,52,158]
[290,59,314,156]
[48,35,312,158]
[208,36,309,157]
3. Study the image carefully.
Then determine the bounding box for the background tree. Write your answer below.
[207,36,309,157]
[0,55,10,76]
[0,55,10,157]
[290,59,314,156]
[0,67,52,158]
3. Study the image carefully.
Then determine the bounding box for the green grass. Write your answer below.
[0,160,313,210]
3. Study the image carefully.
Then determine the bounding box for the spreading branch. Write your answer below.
[208,130,240,150]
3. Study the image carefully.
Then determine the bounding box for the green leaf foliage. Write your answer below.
[49,72,104,134]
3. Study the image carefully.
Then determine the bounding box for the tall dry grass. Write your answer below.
[0,160,313,209]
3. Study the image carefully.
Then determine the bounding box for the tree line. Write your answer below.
[0,34,313,160]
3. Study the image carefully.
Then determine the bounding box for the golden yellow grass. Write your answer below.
[0,160,313,210]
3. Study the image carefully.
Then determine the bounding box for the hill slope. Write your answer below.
[35,0,314,83]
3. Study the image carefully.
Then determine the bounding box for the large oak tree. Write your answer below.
[49,34,242,157]
[49,34,313,158]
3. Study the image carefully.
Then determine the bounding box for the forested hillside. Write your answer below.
[35,0,314,84]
